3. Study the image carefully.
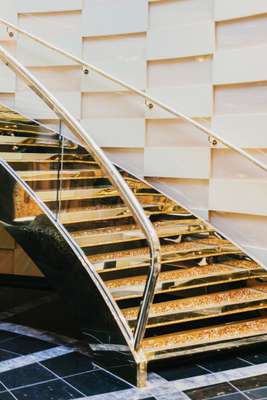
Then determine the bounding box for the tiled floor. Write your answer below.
[1,286,267,399]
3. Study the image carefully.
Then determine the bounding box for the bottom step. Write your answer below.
[143,317,267,361]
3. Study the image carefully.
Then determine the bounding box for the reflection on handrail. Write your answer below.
[0,43,161,351]
[0,18,267,174]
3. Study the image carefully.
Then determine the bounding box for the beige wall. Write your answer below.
[0,0,267,265]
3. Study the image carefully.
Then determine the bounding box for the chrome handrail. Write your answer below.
[0,44,161,351]
[0,17,267,174]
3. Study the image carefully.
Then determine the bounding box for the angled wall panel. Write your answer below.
[213,45,267,85]
[149,0,213,28]
[209,179,267,216]
[82,34,146,90]
[144,147,210,179]
[82,0,147,36]
[16,0,82,13]
[216,14,267,50]
[211,114,267,148]
[17,12,82,66]
[214,0,267,21]
[147,22,214,60]
[81,118,145,148]
[146,84,213,118]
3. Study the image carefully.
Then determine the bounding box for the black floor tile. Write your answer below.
[232,375,267,391]
[152,364,208,381]
[0,332,19,343]
[0,350,19,362]
[41,352,94,377]
[0,382,7,393]
[241,350,267,365]
[209,394,248,400]
[12,379,81,400]
[0,393,16,400]
[185,382,237,400]
[0,336,55,355]
[200,357,249,372]
[65,369,130,396]
[245,386,267,399]
[0,363,55,389]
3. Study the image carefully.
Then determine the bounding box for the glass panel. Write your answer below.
[0,160,138,384]
[0,102,62,220]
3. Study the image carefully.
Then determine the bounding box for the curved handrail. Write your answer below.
[0,43,161,351]
[0,17,267,174]
[0,157,138,353]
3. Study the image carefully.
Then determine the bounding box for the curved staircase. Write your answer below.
[0,104,267,386]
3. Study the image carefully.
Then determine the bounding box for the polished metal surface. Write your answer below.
[1,102,267,387]
[0,37,267,388]
[0,44,161,353]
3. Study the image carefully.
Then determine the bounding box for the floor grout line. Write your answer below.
[196,363,251,400]
[236,356,254,366]
[0,345,73,374]
[1,324,267,400]
[38,361,87,398]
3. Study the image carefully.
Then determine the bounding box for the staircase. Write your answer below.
[1,103,267,386]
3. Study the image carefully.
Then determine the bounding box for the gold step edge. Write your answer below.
[112,274,267,301]
[145,332,267,362]
[142,317,267,353]
[74,225,213,247]
[123,286,267,321]
[134,301,267,330]
[95,250,243,273]
[105,261,260,290]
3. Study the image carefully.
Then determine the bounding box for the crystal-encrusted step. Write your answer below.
[59,202,186,225]
[36,181,150,202]
[105,259,264,300]
[72,218,213,247]
[90,237,241,271]
[123,286,267,327]
[142,317,267,361]
[1,152,94,163]
[17,168,104,181]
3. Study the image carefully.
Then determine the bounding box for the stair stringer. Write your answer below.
[0,159,147,387]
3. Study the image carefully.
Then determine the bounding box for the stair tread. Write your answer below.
[106,259,260,290]
[142,317,267,355]
[72,219,213,247]
[89,237,240,268]
[36,180,149,202]
[1,152,95,163]
[37,186,118,201]
[122,286,267,322]
[17,168,103,181]
[0,122,54,136]
[0,135,73,148]
[60,203,189,224]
